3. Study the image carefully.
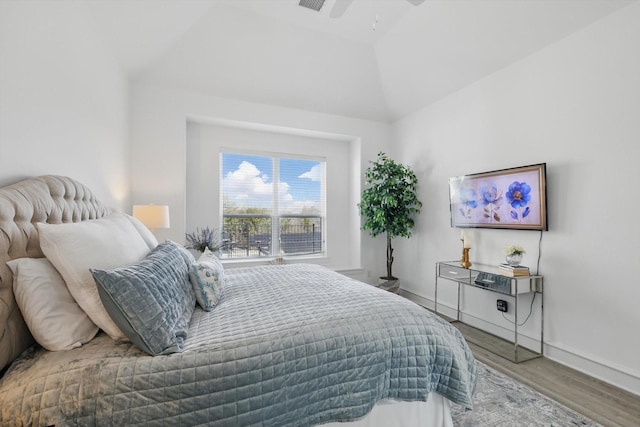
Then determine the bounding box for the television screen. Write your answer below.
[449,163,547,231]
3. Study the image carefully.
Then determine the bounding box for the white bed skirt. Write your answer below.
[323,393,453,427]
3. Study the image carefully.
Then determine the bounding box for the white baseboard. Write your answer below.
[544,343,640,397]
[399,289,640,397]
[399,288,433,309]
[336,268,367,282]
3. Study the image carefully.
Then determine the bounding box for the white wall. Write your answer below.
[391,3,640,394]
[0,0,129,209]
[133,2,389,122]
[130,84,389,275]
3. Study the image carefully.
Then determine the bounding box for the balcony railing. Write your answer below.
[221,214,323,258]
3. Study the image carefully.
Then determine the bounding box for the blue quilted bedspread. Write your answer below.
[0,264,476,426]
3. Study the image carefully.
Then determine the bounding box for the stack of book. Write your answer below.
[498,263,530,277]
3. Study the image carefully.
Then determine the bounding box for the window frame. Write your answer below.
[219,148,327,260]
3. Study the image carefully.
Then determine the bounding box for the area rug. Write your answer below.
[450,361,602,426]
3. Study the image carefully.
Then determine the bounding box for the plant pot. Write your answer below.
[505,253,523,266]
[378,277,400,294]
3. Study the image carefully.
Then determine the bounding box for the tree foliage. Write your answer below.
[223,206,271,236]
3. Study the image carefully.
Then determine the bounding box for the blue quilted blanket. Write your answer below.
[0,264,476,426]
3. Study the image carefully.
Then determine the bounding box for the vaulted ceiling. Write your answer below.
[86,0,634,122]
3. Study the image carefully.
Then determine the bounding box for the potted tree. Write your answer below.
[358,152,422,293]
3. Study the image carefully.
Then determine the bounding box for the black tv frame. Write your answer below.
[449,163,547,231]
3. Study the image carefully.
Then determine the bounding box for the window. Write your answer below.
[220,152,325,259]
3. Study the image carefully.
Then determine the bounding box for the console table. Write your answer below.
[435,261,544,363]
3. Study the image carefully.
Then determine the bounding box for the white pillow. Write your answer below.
[126,214,158,251]
[37,213,150,340]
[6,258,99,351]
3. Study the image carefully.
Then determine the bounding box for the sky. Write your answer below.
[221,153,322,214]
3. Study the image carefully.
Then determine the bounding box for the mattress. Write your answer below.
[0,263,476,426]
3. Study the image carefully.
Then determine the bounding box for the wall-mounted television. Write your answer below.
[449,163,547,231]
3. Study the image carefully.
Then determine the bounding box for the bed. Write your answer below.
[0,175,476,426]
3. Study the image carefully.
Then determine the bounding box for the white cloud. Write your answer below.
[223,161,272,209]
[299,164,321,182]
[224,161,321,214]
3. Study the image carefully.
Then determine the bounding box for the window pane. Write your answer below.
[221,153,273,257]
[278,158,323,256]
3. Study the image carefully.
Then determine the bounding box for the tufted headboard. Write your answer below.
[0,176,112,372]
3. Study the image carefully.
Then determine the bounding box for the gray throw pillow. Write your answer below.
[91,242,196,356]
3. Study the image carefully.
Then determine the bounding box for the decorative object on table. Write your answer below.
[185,226,222,254]
[358,152,422,293]
[449,163,547,231]
[132,204,170,234]
[504,245,526,266]
[459,229,472,268]
[499,263,530,277]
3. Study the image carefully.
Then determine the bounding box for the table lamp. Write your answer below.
[132,204,170,234]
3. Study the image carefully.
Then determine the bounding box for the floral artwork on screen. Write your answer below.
[449,164,547,230]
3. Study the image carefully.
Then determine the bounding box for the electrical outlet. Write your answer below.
[497,299,508,312]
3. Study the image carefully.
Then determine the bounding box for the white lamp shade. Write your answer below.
[132,205,170,231]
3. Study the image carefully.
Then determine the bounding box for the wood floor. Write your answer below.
[454,323,640,427]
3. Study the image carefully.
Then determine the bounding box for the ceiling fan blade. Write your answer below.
[406,0,426,5]
[330,0,355,19]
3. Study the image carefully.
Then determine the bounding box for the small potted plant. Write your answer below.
[504,245,526,266]
[185,227,222,254]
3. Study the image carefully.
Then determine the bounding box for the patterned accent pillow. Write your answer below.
[189,249,225,311]
[91,242,196,356]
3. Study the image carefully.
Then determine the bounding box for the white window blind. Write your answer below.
[220,152,325,258]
